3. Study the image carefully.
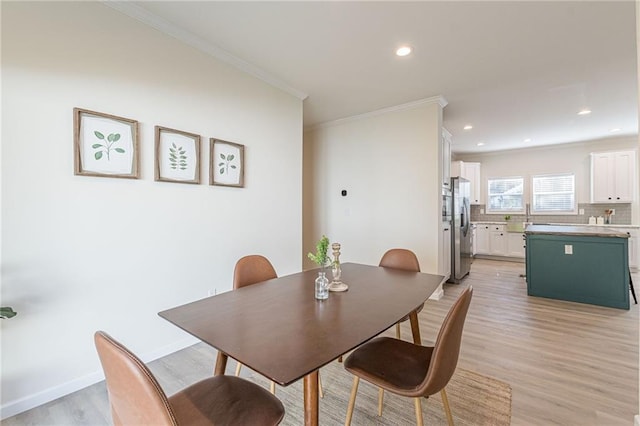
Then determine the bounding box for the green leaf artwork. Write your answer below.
[92,131,125,161]
[0,307,17,319]
[219,152,237,175]
[169,143,188,171]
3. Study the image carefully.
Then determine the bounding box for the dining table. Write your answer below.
[158,262,445,425]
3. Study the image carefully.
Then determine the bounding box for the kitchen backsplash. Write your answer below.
[470,203,631,225]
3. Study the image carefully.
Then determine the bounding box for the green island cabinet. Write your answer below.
[525,225,629,310]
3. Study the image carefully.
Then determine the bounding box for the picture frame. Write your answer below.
[73,108,139,178]
[210,139,245,188]
[155,126,201,184]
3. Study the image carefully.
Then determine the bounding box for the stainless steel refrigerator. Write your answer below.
[450,177,472,282]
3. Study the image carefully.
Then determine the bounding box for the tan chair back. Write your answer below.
[233,255,278,289]
[419,286,473,396]
[379,249,421,272]
[94,331,177,426]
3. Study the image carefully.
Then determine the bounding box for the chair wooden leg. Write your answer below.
[234,362,242,377]
[395,323,401,340]
[441,388,454,426]
[318,372,324,398]
[269,380,276,395]
[345,376,360,426]
[377,387,384,416]
[414,397,424,426]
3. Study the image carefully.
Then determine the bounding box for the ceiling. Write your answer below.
[112,1,638,153]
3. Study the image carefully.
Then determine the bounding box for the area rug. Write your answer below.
[249,361,512,425]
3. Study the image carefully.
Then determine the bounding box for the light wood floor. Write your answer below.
[3,259,638,425]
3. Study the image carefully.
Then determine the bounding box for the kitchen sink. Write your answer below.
[506,222,526,233]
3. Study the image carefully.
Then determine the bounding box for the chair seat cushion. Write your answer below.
[344,337,434,397]
[169,375,284,425]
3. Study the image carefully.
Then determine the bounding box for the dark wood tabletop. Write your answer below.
[159,262,444,386]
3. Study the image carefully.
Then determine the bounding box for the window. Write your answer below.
[532,173,575,213]
[487,177,524,212]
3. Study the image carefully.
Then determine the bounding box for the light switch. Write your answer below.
[564,245,573,255]
[579,209,585,215]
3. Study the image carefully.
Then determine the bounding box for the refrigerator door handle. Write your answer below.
[461,198,470,237]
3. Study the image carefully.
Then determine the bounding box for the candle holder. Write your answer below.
[329,243,348,292]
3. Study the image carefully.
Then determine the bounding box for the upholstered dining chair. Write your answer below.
[379,248,423,340]
[232,255,324,397]
[94,331,285,426]
[232,255,279,393]
[343,286,473,426]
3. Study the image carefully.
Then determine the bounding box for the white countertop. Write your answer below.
[524,224,629,238]
[472,221,639,229]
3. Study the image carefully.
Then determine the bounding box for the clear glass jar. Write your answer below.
[315,271,329,300]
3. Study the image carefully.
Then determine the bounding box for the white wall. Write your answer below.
[303,100,444,275]
[455,136,639,223]
[1,2,302,417]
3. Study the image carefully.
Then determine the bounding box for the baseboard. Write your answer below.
[474,254,525,263]
[429,284,444,300]
[0,335,198,420]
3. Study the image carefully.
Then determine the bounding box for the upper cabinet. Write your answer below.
[591,150,637,203]
[451,160,482,205]
[442,128,452,189]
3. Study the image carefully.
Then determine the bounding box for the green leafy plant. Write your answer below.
[0,307,17,319]
[218,153,237,175]
[169,143,187,170]
[307,235,330,267]
[504,215,511,221]
[92,131,125,161]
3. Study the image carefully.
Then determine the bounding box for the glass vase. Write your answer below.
[315,271,329,300]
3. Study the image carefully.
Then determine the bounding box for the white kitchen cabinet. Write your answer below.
[442,129,452,189]
[609,227,638,269]
[489,224,507,256]
[442,224,452,279]
[475,224,490,254]
[474,222,525,259]
[628,231,637,269]
[591,151,636,203]
[451,160,482,204]
[471,224,477,256]
[465,162,482,205]
[506,232,526,258]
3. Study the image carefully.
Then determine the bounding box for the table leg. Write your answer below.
[409,310,422,345]
[303,370,319,426]
[214,351,228,376]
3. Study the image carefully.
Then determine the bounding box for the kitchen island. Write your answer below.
[525,225,629,309]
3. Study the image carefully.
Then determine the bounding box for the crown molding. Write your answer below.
[307,95,448,132]
[102,1,308,101]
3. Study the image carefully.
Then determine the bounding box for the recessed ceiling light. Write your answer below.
[577,109,592,115]
[396,46,412,57]
[610,128,621,133]
[463,125,473,130]
[524,138,531,143]
[477,142,485,146]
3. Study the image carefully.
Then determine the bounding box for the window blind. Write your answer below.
[532,174,575,213]
[487,177,524,211]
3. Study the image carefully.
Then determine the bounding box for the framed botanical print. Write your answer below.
[155,126,201,184]
[210,139,245,188]
[73,108,139,178]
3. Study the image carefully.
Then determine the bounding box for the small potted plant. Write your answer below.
[308,235,330,300]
